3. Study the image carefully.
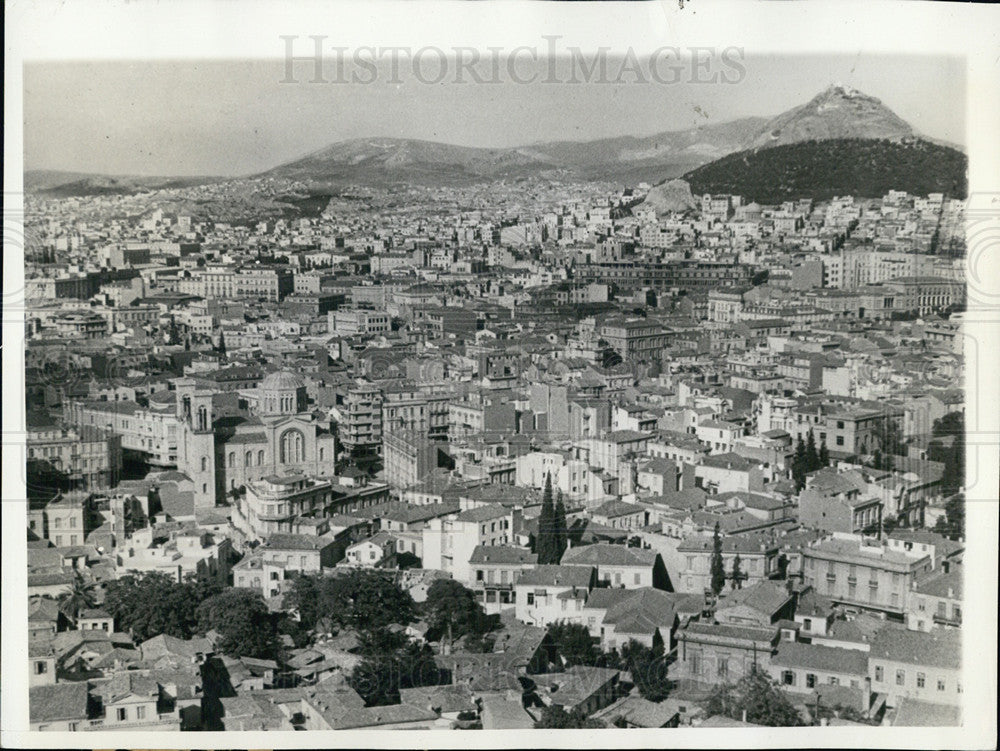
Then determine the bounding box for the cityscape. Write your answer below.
[21,77,968,733]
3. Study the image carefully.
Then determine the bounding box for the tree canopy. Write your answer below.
[196,588,278,659]
[534,704,605,729]
[286,569,415,633]
[705,668,805,726]
[103,571,222,643]
[548,621,600,668]
[619,639,670,702]
[423,578,491,652]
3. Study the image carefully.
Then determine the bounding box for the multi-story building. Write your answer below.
[66,399,179,467]
[118,526,231,585]
[469,545,538,613]
[598,318,670,363]
[327,308,391,337]
[801,534,933,619]
[382,384,453,441]
[339,383,385,460]
[514,564,596,628]
[231,474,337,545]
[383,429,445,491]
[421,504,522,583]
[675,533,780,594]
[868,628,962,709]
[798,468,884,535]
[27,425,122,491]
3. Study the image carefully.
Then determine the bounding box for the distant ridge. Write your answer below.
[26,85,963,195]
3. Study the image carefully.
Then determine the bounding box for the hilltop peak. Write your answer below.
[745,85,913,151]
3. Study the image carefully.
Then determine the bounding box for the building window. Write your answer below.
[34,661,47,674]
[279,429,305,464]
[117,707,128,721]
[806,673,816,688]
[896,669,906,686]
[526,593,534,605]
[875,665,884,682]
[937,679,945,691]
[917,673,925,688]
[136,705,146,720]
[782,670,795,686]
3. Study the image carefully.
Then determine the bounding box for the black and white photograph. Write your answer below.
[3,1,998,748]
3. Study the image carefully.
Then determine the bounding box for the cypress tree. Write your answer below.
[818,438,830,467]
[792,436,807,491]
[710,522,726,596]
[805,430,819,472]
[536,473,557,564]
[554,489,568,562]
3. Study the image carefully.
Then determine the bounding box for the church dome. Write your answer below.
[260,371,306,391]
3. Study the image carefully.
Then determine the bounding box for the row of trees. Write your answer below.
[535,473,569,565]
[708,522,745,596]
[791,431,830,491]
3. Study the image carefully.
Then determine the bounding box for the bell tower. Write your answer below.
[175,378,218,508]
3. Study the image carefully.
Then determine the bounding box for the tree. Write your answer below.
[805,430,819,472]
[318,570,416,632]
[933,492,965,541]
[104,571,220,643]
[535,473,559,564]
[196,588,278,659]
[818,438,830,468]
[792,436,808,491]
[730,554,744,591]
[349,637,445,707]
[534,704,605,729]
[705,667,805,727]
[620,639,670,702]
[930,411,965,497]
[548,622,599,668]
[710,522,726,597]
[424,579,488,653]
[59,571,97,621]
[554,490,569,562]
[285,573,322,632]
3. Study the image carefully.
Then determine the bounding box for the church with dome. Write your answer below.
[174,370,337,508]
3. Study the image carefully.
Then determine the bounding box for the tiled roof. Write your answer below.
[516,565,593,588]
[771,641,868,675]
[562,543,657,567]
[869,627,960,669]
[468,545,537,565]
[29,682,91,724]
[716,581,792,617]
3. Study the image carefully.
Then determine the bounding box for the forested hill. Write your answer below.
[683,137,967,203]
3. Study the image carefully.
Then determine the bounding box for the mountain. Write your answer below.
[25,170,220,197]
[25,85,963,195]
[258,117,767,187]
[744,84,917,150]
[683,137,968,204]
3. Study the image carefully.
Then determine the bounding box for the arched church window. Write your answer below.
[279,429,305,464]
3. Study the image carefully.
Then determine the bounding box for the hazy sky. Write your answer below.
[23,54,966,177]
